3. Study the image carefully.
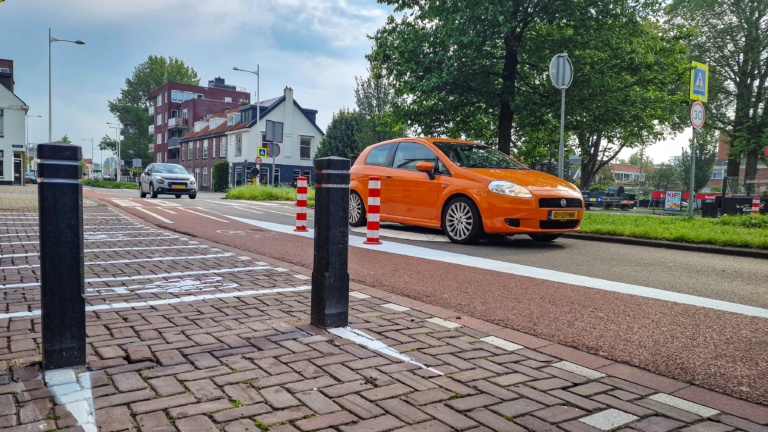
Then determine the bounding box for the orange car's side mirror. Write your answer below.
[416,162,436,180]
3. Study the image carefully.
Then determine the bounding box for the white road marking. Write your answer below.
[180,208,229,222]
[113,199,142,207]
[329,327,444,375]
[158,208,177,214]
[154,201,181,207]
[136,208,174,223]
[381,303,410,312]
[85,253,232,265]
[87,236,178,242]
[426,317,462,329]
[230,208,262,214]
[0,245,204,258]
[350,292,371,299]
[46,369,97,432]
[579,409,638,431]
[0,266,271,289]
[217,201,249,206]
[0,285,311,319]
[230,217,768,319]
[0,217,37,219]
[480,336,523,351]
[551,361,606,379]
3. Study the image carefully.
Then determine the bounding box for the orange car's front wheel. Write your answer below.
[443,197,483,244]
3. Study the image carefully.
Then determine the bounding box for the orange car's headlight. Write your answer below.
[488,180,532,198]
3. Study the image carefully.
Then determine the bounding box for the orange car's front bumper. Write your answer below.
[474,192,583,234]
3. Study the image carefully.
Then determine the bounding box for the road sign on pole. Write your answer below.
[256,157,263,165]
[689,62,709,102]
[258,148,267,158]
[690,101,705,129]
[267,143,281,187]
[549,53,573,180]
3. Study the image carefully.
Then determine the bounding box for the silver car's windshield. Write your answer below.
[153,165,188,174]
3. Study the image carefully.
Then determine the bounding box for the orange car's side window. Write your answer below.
[365,144,393,167]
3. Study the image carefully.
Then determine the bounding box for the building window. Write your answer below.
[181,109,188,119]
[0,151,4,177]
[203,140,209,159]
[300,137,311,160]
[157,153,162,163]
[156,114,162,126]
[273,168,280,186]
[203,168,209,186]
[188,142,193,160]
[712,171,723,180]
[220,136,227,158]
[156,134,162,145]
[196,93,204,99]
[242,110,251,123]
[181,144,185,161]
[171,110,178,118]
[0,109,4,136]
[225,97,232,103]
[157,95,162,106]
[235,134,242,157]
[196,142,200,159]
[195,168,200,184]
[304,170,311,182]
[293,170,300,184]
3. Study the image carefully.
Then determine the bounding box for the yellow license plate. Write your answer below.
[172,185,185,189]
[550,211,577,220]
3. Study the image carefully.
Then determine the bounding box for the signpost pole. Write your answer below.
[272,151,276,188]
[689,128,696,216]
[558,88,566,179]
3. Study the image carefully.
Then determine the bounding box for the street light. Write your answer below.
[233,66,261,183]
[107,123,121,182]
[49,29,85,142]
[82,138,94,179]
[25,115,43,185]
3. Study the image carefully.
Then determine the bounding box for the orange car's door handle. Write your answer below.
[386,176,393,179]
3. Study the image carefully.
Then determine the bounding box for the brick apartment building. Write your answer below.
[706,134,768,194]
[147,78,249,164]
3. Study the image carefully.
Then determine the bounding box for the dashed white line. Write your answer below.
[135,208,174,223]
[180,208,229,222]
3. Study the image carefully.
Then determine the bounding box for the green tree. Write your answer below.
[108,56,200,167]
[354,71,406,148]
[98,135,117,153]
[368,0,681,160]
[314,108,366,160]
[212,161,229,192]
[677,130,718,192]
[588,165,617,192]
[58,135,72,144]
[667,0,768,194]
[648,163,681,192]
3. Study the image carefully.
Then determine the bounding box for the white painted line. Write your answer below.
[85,245,202,253]
[154,201,181,207]
[84,253,232,265]
[0,285,311,319]
[579,409,638,431]
[158,208,177,214]
[135,208,174,223]
[46,369,97,432]
[293,274,311,280]
[647,394,719,417]
[426,317,462,329]
[480,336,523,351]
[113,200,142,207]
[0,252,37,258]
[0,266,271,289]
[180,208,229,222]
[0,222,37,224]
[85,230,153,235]
[0,233,38,237]
[87,236,178,242]
[0,265,37,270]
[0,217,38,219]
[350,292,371,299]
[551,361,606,379]
[217,201,249,206]
[381,303,410,312]
[229,217,768,319]
[230,208,262,215]
[328,326,444,375]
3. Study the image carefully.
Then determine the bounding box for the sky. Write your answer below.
[1,0,688,165]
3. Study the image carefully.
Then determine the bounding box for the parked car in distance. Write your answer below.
[349,138,584,244]
[139,163,197,199]
[24,172,37,184]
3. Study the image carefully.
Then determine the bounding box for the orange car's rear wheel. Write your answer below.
[349,191,367,227]
[443,197,482,244]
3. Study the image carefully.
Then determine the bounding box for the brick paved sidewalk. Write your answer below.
[0,206,765,432]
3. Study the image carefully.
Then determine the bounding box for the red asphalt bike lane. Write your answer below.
[84,190,768,411]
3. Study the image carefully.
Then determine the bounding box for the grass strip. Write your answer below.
[225,184,315,207]
[80,180,139,189]
[580,212,768,249]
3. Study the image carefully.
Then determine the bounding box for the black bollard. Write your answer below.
[37,143,86,370]
[311,157,351,328]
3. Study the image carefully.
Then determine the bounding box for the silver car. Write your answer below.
[139,163,197,199]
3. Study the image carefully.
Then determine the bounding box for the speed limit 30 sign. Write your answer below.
[690,101,705,129]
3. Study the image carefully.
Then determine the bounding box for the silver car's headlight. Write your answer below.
[154,176,165,185]
[488,180,532,198]
[189,180,196,185]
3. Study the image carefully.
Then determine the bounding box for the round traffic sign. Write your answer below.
[690,101,705,129]
[267,143,281,158]
[549,53,573,90]
[255,157,262,165]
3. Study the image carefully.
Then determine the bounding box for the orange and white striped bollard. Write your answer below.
[295,176,309,232]
[364,176,382,245]
[752,197,761,215]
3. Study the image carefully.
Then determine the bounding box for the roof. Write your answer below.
[240,96,325,136]
[180,109,248,142]
[610,163,642,173]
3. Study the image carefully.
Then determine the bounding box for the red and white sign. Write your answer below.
[690,101,705,129]
[651,191,665,199]
[255,157,262,165]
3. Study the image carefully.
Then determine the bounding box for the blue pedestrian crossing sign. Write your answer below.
[258,147,267,158]
[689,62,708,102]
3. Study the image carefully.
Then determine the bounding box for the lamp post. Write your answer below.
[107,123,121,182]
[24,115,43,187]
[233,66,260,183]
[82,138,93,179]
[49,29,85,143]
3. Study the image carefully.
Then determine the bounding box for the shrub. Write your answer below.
[212,161,230,192]
[225,184,315,207]
[80,180,138,189]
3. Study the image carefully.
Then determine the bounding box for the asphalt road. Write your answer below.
[91,187,768,309]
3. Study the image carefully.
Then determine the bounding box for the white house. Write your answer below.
[0,60,30,185]
[225,86,324,186]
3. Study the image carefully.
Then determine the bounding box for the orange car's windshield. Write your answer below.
[433,142,528,169]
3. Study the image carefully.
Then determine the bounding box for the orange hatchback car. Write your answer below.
[349,138,584,244]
